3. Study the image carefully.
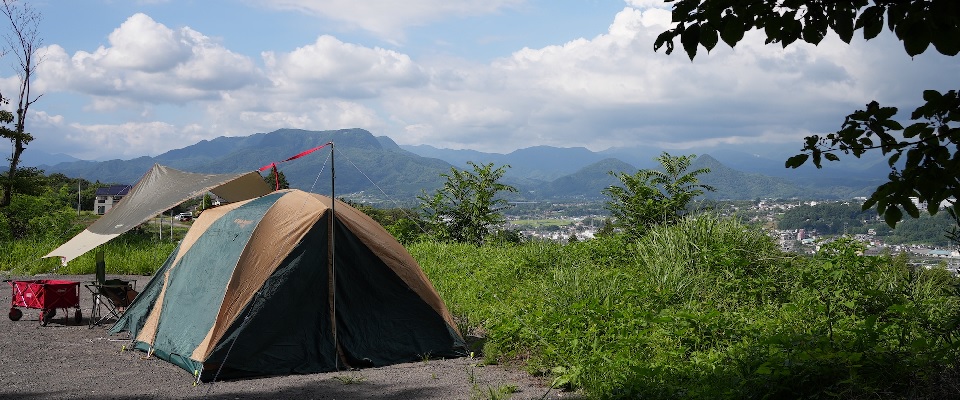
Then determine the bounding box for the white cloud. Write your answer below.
[204,89,385,138]
[262,35,427,99]
[98,13,190,72]
[37,14,264,105]
[29,116,196,160]
[376,6,942,153]
[261,0,526,42]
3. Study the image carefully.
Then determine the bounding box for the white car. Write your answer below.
[174,213,193,221]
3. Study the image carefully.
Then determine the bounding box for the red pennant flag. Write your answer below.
[258,142,333,190]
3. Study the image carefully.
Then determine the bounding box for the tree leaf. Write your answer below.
[884,206,903,228]
[720,14,745,47]
[902,199,920,219]
[903,123,929,139]
[922,89,943,103]
[785,154,809,168]
[856,5,884,40]
[802,18,827,44]
[880,119,904,131]
[887,2,906,31]
[888,152,901,167]
[654,31,675,53]
[831,10,855,43]
[824,153,840,162]
[780,12,801,47]
[931,31,960,56]
[681,23,701,60]
[700,25,719,52]
[900,19,931,56]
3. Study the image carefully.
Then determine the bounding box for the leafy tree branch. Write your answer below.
[653,0,959,243]
[654,0,960,61]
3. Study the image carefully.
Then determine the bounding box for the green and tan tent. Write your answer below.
[110,189,466,381]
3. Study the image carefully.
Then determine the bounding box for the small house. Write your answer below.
[95,185,131,215]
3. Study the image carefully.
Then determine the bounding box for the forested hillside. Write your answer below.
[778,201,956,246]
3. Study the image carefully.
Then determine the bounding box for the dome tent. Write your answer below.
[110,189,466,381]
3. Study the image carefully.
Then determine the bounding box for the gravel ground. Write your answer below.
[0,274,571,400]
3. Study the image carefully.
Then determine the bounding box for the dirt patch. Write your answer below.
[0,274,569,399]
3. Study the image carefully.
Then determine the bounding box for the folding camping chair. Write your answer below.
[85,250,137,327]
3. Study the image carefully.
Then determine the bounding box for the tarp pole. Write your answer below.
[329,142,339,370]
[331,141,335,266]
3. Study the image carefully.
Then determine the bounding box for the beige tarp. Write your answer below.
[44,164,272,265]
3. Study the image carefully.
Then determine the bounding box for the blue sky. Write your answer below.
[8,0,957,161]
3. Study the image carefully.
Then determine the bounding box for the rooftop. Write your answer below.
[95,184,131,196]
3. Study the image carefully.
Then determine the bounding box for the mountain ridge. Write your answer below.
[37,128,887,202]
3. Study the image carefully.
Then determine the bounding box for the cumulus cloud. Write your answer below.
[98,13,190,72]
[37,14,264,105]
[262,35,428,99]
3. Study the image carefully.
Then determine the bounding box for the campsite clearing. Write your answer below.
[0,274,564,399]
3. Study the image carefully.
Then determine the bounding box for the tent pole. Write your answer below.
[331,141,335,257]
[329,142,340,370]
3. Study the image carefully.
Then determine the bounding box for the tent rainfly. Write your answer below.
[110,189,466,381]
[44,164,273,265]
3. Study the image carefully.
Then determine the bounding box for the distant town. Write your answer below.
[504,198,960,274]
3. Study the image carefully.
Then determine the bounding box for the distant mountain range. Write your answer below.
[21,150,80,167]
[36,128,889,202]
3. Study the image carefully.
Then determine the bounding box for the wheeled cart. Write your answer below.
[6,279,82,326]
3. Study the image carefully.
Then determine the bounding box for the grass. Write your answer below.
[1,228,180,276]
[464,364,519,400]
[413,215,960,399]
[471,383,517,400]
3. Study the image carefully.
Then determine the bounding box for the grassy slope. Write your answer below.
[413,216,960,399]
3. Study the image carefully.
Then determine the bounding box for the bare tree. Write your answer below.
[0,0,41,207]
